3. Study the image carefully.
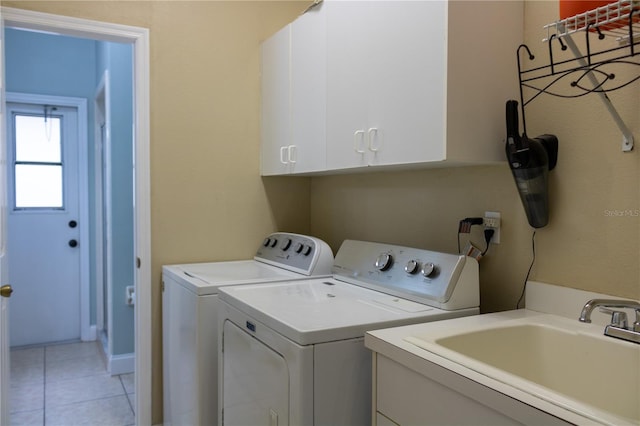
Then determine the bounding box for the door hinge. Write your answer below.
[161,280,165,292]
[136,257,141,268]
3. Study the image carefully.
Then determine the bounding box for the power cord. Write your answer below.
[458,217,497,257]
[481,229,495,256]
[457,217,484,254]
[516,230,537,309]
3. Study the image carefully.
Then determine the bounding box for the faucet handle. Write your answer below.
[599,307,628,329]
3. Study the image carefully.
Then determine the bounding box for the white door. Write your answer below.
[0,15,11,423]
[0,145,10,426]
[6,102,81,346]
[0,267,10,426]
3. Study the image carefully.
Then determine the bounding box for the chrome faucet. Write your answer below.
[579,299,640,344]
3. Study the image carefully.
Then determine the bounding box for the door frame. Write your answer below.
[6,93,91,342]
[1,7,152,425]
[94,70,112,351]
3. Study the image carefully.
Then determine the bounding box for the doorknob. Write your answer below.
[69,239,78,248]
[1,285,13,298]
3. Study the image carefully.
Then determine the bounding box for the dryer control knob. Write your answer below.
[270,238,278,248]
[302,245,313,256]
[294,242,304,253]
[281,238,292,251]
[263,238,271,247]
[404,260,419,274]
[421,262,437,278]
[375,253,393,271]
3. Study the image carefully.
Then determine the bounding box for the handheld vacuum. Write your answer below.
[505,100,558,228]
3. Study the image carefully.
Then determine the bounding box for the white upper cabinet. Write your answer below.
[261,0,523,176]
[290,5,327,174]
[260,5,327,176]
[326,1,447,170]
[261,24,291,176]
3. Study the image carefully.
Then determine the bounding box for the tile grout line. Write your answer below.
[46,393,130,409]
[119,374,135,417]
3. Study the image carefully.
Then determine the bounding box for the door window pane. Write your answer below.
[15,164,63,208]
[15,115,61,162]
[13,113,64,209]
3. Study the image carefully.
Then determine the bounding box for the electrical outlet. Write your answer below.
[484,211,501,244]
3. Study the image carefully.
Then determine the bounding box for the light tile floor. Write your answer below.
[9,341,135,426]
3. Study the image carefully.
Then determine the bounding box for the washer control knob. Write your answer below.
[375,253,393,271]
[281,238,292,251]
[263,238,271,247]
[302,245,313,256]
[270,238,278,248]
[294,242,304,253]
[421,262,437,278]
[404,260,419,274]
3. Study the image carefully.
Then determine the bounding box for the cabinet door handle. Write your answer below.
[280,146,288,164]
[368,128,380,152]
[288,145,297,164]
[353,130,366,154]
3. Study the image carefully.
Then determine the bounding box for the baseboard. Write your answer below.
[108,352,135,376]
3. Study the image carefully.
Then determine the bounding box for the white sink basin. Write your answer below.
[405,313,640,425]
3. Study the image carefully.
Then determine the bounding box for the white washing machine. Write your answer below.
[218,239,481,426]
[162,232,333,426]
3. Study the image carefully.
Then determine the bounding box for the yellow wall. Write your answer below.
[311,0,639,313]
[3,0,639,423]
[2,1,309,422]
[522,0,639,297]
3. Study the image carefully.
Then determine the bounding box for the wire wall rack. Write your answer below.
[517,0,639,151]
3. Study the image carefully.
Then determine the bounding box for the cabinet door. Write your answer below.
[261,24,291,176]
[326,1,369,170]
[290,4,327,174]
[366,1,447,166]
[326,1,448,170]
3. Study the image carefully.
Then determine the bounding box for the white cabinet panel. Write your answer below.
[162,277,218,426]
[327,1,447,170]
[290,5,327,174]
[261,25,291,176]
[325,1,369,170]
[261,4,327,175]
[373,354,572,426]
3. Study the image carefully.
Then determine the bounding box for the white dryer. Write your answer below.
[218,239,480,426]
[162,232,333,426]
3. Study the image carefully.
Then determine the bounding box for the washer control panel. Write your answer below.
[255,232,333,276]
[331,240,479,310]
